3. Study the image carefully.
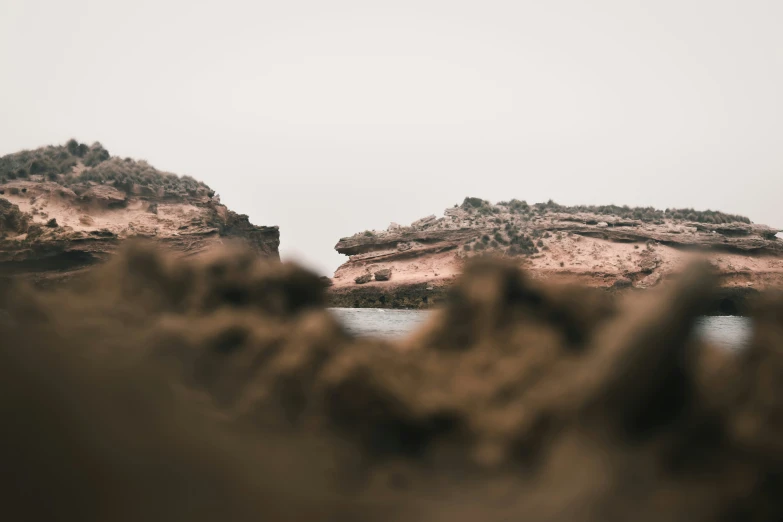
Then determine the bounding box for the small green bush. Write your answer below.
[461,197,486,209]
[508,199,529,213]
[58,157,78,174]
[1,141,214,199]
[83,143,110,167]
[462,197,752,224]
[66,139,80,155]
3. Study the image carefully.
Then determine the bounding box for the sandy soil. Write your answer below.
[332,250,464,289]
[2,179,211,241]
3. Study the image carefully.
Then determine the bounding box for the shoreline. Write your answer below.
[327,283,762,316]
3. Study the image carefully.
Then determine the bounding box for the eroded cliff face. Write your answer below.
[0,141,279,289]
[331,198,783,309]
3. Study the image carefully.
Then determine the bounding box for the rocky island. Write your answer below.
[0,140,279,291]
[330,197,783,313]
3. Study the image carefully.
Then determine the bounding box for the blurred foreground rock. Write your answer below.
[2,244,783,522]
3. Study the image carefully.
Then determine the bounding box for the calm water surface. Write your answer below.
[331,308,752,350]
[330,308,433,338]
[694,316,752,350]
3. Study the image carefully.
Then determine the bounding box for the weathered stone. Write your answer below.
[411,214,437,228]
[331,198,783,308]
[80,185,127,207]
[636,271,662,288]
[638,251,660,273]
[374,268,392,281]
[354,273,372,284]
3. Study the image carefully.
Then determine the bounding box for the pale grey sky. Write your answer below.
[2,0,782,274]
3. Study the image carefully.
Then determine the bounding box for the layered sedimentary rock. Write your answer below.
[0,140,279,289]
[331,198,783,310]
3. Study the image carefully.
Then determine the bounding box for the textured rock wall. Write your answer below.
[331,199,783,309]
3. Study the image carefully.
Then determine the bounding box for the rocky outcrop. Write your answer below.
[0,141,280,289]
[0,198,30,234]
[329,197,783,310]
[80,185,127,208]
[354,273,372,284]
[411,214,437,228]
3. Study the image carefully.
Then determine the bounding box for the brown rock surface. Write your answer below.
[0,140,279,289]
[331,197,783,308]
[4,246,783,521]
[354,273,372,284]
[374,268,392,281]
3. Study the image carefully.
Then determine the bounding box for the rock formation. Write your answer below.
[330,197,783,310]
[354,273,372,284]
[374,268,392,281]
[0,140,279,290]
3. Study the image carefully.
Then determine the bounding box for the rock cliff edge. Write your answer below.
[0,140,279,289]
[330,197,782,311]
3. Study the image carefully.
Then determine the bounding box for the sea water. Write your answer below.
[330,308,752,350]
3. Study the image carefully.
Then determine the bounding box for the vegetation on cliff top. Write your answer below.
[461,197,751,224]
[339,195,769,264]
[454,196,754,257]
[0,139,212,197]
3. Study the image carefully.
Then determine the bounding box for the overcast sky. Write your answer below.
[2,0,782,274]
